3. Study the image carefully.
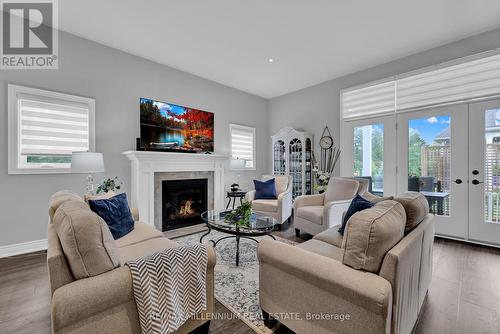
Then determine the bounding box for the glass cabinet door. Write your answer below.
[289,138,303,198]
[273,140,286,175]
[305,138,312,195]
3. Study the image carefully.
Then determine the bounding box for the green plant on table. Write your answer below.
[224,202,252,227]
[96,177,123,194]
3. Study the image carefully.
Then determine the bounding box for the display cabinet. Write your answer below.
[271,127,313,199]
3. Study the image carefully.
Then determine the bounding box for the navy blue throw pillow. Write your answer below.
[89,193,135,240]
[338,194,374,235]
[254,178,277,200]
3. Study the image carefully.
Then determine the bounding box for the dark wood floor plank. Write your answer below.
[456,300,499,334]
[413,276,460,334]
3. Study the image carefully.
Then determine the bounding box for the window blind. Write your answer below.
[19,97,90,156]
[341,52,500,119]
[342,81,396,119]
[397,54,500,110]
[230,125,255,168]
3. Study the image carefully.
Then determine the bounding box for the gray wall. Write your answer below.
[0,32,268,247]
[268,27,500,174]
[4,26,500,248]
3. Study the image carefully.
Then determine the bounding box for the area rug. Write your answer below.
[175,230,297,334]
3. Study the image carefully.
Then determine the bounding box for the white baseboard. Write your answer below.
[0,239,48,258]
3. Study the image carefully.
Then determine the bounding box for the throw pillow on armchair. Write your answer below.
[254,178,278,200]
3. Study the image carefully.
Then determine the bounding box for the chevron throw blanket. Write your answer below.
[127,244,208,334]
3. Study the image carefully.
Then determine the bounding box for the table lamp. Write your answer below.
[230,158,246,170]
[72,152,105,195]
[230,158,246,192]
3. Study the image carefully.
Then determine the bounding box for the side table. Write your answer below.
[226,191,246,210]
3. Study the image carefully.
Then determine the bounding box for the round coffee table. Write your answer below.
[200,210,276,266]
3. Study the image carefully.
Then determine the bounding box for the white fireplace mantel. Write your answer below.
[123,151,229,228]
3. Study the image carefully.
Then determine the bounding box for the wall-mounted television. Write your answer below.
[139,98,214,153]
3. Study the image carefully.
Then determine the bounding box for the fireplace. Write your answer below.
[162,178,208,231]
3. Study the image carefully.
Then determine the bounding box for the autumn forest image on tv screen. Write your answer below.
[140,98,214,152]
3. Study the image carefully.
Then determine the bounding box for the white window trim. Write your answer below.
[8,84,95,175]
[229,123,256,171]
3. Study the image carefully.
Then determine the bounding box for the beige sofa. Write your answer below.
[47,191,216,334]
[258,192,434,334]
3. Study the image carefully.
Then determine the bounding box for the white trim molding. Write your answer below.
[0,239,47,258]
[123,151,229,228]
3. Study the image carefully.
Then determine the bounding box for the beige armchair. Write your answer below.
[245,175,293,228]
[294,177,369,236]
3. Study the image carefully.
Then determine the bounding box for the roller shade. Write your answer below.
[342,81,396,119]
[341,52,500,119]
[397,54,500,111]
[230,124,255,168]
[19,97,90,155]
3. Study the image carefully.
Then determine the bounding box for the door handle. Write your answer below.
[454,179,463,184]
[472,179,483,185]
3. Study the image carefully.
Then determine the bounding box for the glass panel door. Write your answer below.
[469,99,500,246]
[407,115,451,216]
[397,105,468,238]
[341,116,396,196]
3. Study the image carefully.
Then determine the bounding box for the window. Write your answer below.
[8,84,95,174]
[353,124,384,194]
[229,124,256,170]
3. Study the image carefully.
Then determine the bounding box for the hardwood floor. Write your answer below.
[413,238,500,334]
[1,224,500,334]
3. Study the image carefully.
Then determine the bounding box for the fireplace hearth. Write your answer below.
[162,178,208,231]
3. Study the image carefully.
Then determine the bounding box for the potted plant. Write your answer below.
[96,177,123,194]
[224,202,252,227]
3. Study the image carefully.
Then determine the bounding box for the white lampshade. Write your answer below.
[72,152,105,173]
[230,158,246,169]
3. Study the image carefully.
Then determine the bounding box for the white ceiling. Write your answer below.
[59,0,500,98]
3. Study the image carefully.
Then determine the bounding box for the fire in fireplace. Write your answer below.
[162,178,208,231]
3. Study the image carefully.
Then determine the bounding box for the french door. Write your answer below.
[396,105,468,239]
[468,99,500,245]
[342,100,500,246]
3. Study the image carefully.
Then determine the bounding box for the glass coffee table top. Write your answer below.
[201,210,276,234]
[200,210,276,266]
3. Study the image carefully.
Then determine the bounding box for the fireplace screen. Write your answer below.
[162,178,208,231]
